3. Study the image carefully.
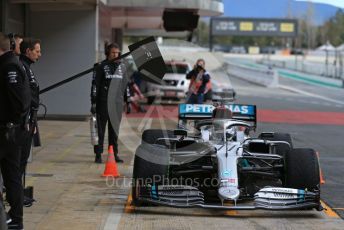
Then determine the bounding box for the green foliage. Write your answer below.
[321,9,344,46]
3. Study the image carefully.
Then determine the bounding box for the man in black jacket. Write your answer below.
[0,32,31,230]
[91,43,126,163]
[19,38,41,208]
[19,38,41,174]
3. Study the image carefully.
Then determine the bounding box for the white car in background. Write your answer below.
[146,60,191,104]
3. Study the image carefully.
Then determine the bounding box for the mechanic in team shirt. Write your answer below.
[0,32,31,230]
[90,42,126,164]
[186,58,211,104]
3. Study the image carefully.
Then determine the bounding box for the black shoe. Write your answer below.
[115,155,124,163]
[6,212,12,224]
[95,154,102,163]
[23,196,35,207]
[8,222,23,230]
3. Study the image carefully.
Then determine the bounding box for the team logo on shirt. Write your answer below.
[105,74,123,79]
[7,71,18,84]
[104,64,123,79]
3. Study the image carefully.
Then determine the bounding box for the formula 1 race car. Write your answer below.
[132,103,322,211]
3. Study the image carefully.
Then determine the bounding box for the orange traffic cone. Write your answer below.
[102,145,120,177]
[316,152,325,184]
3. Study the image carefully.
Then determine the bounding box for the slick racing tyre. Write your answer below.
[142,129,175,145]
[132,143,170,206]
[259,132,293,156]
[285,148,320,191]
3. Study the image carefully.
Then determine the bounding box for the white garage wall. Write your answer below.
[29,9,97,116]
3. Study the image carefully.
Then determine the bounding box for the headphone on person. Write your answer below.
[104,42,120,57]
[7,33,15,51]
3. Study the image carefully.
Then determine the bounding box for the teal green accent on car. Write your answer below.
[298,189,305,202]
[151,184,158,199]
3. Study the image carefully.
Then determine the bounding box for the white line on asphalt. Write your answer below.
[103,205,123,230]
[279,84,344,106]
[103,117,152,230]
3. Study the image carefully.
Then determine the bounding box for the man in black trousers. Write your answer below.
[91,43,125,164]
[19,38,41,207]
[0,32,31,230]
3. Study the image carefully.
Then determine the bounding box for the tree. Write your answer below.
[317,9,344,46]
[304,1,317,49]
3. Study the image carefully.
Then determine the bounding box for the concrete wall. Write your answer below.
[97,3,112,61]
[29,9,97,116]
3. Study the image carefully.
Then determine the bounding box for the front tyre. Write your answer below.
[285,148,320,191]
[132,144,170,206]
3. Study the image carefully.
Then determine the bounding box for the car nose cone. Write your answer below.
[218,186,240,201]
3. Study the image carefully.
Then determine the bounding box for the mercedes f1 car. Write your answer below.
[132,103,322,211]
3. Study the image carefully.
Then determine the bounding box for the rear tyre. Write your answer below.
[142,129,175,145]
[285,148,320,191]
[259,132,293,156]
[132,144,170,206]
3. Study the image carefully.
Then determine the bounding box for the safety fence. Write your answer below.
[225,62,278,88]
[258,58,344,80]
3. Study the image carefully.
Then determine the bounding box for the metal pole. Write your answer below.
[325,50,329,77]
[340,50,343,79]
[335,49,338,78]
[210,18,212,51]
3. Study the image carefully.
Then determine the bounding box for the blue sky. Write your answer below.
[223,0,342,24]
[296,0,344,8]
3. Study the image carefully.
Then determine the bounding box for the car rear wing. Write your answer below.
[178,103,257,127]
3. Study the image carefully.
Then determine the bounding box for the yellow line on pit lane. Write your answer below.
[321,200,340,218]
[224,210,238,216]
[124,193,135,213]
